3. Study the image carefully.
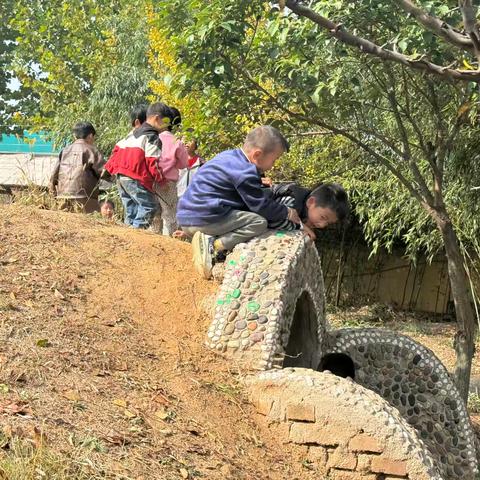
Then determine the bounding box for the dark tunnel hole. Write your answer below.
[318,353,356,380]
[283,291,320,369]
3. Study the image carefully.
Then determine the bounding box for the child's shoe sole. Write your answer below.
[192,232,213,279]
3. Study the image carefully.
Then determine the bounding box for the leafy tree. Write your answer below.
[151,0,480,401]
[9,0,152,153]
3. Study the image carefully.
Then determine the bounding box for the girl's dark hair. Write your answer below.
[73,121,96,139]
[130,104,148,127]
[99,199,115,209]
[167,106,182,131]
[146,102,171,119]
[308,183,349,221]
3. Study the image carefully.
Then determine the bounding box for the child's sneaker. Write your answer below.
[192,232,214,279]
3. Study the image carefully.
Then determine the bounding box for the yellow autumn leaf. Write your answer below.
[63,390,81,402]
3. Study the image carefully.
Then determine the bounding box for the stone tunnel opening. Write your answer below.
[318,353,356,380]
[283,291,321,369]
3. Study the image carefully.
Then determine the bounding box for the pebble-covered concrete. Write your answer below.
[205,230,479,479]
[207,231,326,370]
[326,328,478,479]
[248,368,442,480]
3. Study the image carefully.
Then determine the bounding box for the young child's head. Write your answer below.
[146,102,172,132]
[130,104,148,129]
[243,126,290,172]
[167,107,182,132]
[305,183,349,229]
[99,199,115,220]
[186,138,198,156]
[73,122,96,144]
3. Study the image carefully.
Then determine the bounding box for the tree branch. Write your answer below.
[241,70,427,205]
[397,0,473,52]
[459,0,480,63]
[285,0,480,82]
[384,68,435,204]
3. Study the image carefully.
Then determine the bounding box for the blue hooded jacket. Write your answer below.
[176,149,288,226]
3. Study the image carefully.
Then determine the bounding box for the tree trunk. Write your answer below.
[436,211,477,402]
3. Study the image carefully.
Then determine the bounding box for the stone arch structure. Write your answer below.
[325,328,477,479]
[248,368,442,480]
[206,231,326,370]
[205,231,478,479]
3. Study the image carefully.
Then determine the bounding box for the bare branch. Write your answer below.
[289,130,333,136]
[397,0,473,52]
[384,69,435,204]
[285,0,480,82]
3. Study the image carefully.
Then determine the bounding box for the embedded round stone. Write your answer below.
[232,289,241,299]
[248,322,257,331]
[250,332,264,343]
[247,301,260,312]
[258,315,268,324]
[224,324,235,335]
[235,320,247,330]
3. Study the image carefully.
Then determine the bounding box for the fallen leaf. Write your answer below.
[0,385,9,395]
[0,401,33,416]
[179,468,189,479]
[112,399,128,408]
[220,465,232,476]
[36,339,50,348]
[31,426,45,449]
[155,409,169,420]
[62,390,81,402]
[54,289,65,300]
[9,292,16,301]
[123,409,136,419]
[103,433,131,446]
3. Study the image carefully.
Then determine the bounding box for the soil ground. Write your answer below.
[0,204,479,479]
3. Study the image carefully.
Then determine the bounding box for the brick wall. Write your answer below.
[248,369,441,480]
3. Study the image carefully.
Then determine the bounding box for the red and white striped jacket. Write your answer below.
[105,123,164,192]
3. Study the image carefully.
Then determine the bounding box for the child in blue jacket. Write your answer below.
[177,125,300,278]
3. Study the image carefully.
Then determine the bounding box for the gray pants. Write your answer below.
[181,210,268,250]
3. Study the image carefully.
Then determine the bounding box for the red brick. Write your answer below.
[252,397,273,416]
[306,445,327,468]
[327,448,357,471]
[349,434,384,453]
[289,422,353,446]
[356,454,372,472]
[371,457,408,476]
[328,469,376,480]
[285,402,315,422]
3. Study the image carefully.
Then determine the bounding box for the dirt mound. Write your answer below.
[0,205,312,480]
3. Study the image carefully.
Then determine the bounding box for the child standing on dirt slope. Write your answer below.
[104,102,169,229]
[153,106,189,236]
[177,125,301,279]
[49,122,105,214]
[269,182,350,240]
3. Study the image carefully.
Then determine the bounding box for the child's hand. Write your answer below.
[302,224,317,241]
[261,177,273,187]
[287,207,301,224]
[173,230,188,240]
